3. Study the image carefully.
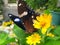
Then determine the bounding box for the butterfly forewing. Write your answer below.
[18,0,38,33]
[8,14,26,30]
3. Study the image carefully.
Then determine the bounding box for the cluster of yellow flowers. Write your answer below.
[47,33,54,37]
[2,20,13,27]
[26,33,41,45]
[26,13,55,45]
[33,13,52,34]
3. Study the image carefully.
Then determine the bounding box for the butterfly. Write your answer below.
[18,0,40,33]
[8,14,26,30]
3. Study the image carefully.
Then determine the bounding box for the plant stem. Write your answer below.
[41,35,46,45]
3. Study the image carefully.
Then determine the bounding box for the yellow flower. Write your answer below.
[2,22,8,27]
[26,33,41,45]
[10,20,14,24]
[41,27,48,34]
[2,20,13,27]
[47,33,54,37]
[33,20,41,29]
[33,13,52,34]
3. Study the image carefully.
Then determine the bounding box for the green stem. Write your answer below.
[47,28,52,34]
[41,35,46,45]
[17,39,20,45]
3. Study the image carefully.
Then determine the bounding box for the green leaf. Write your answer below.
[45,26,60,45]
[53,36,60,40]
[13,24,29,45]
[46,36,60,41]
[2,37,16,45]
[53,26,60,36]
[0,31,8,44]
[13,24,27,38]
[44,9,50,14]
[45,40,60,45]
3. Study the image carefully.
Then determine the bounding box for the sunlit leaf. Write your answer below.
[13,24,29,45]
[0,31,8,44]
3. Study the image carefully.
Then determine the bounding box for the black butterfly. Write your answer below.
[18,0,39,33]
[8,14,26,30]
[9,0,48,33]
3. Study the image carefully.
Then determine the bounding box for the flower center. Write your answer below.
[41,22,46,27]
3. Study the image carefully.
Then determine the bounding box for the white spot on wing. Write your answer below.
[9,15,12,17]
[22,23,24,24]
[31,16,34,18]
[19,3,22,6]
[14,18,20,22]
[19,11,28,18]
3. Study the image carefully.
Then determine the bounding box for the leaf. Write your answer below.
[45,26,60,45]
[0,31,8,44]
[53,26,60,36]
[46,36,60,41]
[2,37,16,45]
[44,9,50,14]
[13,24,29,45]
[13,24,27,38]
[53,36,60,40]
[45,40,60,45]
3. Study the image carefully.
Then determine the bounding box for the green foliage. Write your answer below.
[13,24,29,45]
[0,31,8,44]
[53,26,60,36]
[25,0,60,12]
[1,38,16,45]
[45,40,60,45]
[44,9,51,14]
[54,7,60,12]
[0,31,16,45]
[47,0,57,10]
[8,0,16,3]
[25,0,48,10]
[13,24,60,45]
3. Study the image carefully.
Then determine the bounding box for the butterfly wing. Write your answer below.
[8,14,26,30]
[18,0,39,33]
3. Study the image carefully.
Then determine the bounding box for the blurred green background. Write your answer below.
[8,0,16,3]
